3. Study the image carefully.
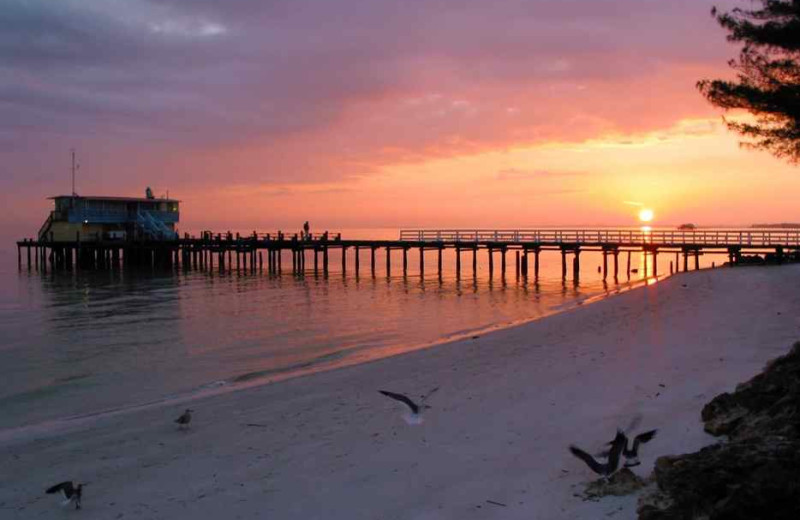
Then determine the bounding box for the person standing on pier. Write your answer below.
[303,221,310,241]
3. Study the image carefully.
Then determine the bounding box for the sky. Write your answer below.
[2,0,798,241]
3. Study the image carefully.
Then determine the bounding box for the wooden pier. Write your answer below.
[16,228,800,280]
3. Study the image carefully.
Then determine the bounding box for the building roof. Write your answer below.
[49,195,180,203]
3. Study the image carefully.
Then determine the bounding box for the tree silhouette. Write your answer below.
[698,1,800,162]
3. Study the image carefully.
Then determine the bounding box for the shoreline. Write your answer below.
[0,268,668,444]
[2,265,799,519]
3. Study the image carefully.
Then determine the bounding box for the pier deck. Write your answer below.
[16,228,800,279]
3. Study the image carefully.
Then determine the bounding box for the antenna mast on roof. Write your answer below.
[70,149,80,196]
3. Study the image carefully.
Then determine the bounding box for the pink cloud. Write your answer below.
[0,0,756,239]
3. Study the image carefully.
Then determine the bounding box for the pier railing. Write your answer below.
[198,231,341,242]
[398,229,800,248]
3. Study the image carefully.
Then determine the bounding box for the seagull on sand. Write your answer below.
[175,408,194,429]
[568,430,627,477]
[45,481,84,509]
[379,387,439,425]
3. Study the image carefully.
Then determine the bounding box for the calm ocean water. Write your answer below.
[0,228,706,434]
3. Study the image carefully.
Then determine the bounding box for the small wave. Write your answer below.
[55,373,91,383]
[197,380,230,390]
[231,349,352,384]
[1,349,364,445]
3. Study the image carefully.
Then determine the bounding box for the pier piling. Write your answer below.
[472,247,477,277]
[573,254,580,280]
[644,252,648,277]
[626,251,631,278]
[521,250,528,277]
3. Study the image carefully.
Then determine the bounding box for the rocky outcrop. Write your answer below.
[701,343,800,440]
[638,342,800,520]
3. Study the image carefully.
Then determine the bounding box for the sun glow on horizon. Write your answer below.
[638,208,654,223]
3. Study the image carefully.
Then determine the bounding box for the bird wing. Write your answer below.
[421,386,440,404]
[568,446,606,475]
[46,482,73,496]
[379,390,418,413]
[605,429,628,450]
[634,429,658,445]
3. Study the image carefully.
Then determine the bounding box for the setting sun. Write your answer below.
[639,208,654,222]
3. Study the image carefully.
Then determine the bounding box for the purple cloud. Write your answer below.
[0,0,743,196]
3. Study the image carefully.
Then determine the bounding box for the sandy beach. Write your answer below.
[3,264,800,520]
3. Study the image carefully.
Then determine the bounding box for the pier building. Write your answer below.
[38,190,179,242]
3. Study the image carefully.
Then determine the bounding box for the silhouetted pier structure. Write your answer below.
[16,228,800,280]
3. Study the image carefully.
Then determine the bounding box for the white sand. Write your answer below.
[2,265,800,519]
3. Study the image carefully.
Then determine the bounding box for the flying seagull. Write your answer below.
[596,429,658,467]
[45,481,83,509]
[175,408,193,430]
[568,430,627,477]
[379,387,439,425]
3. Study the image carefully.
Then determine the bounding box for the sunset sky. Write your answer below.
[3,0,798,241]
